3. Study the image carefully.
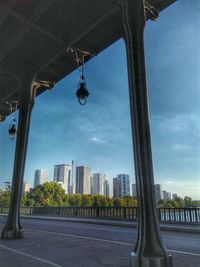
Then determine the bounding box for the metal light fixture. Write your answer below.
[67,47,95,106]
[6,101,18,140]
[8,117,17,140]
[76,70,89,105]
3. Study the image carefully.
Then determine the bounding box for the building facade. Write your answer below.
[92,173,106,195]
[132,183,137,197]
[34,169,48,188]
[68,160,75,195]
[104,180,110,197]
[22,182,30,195]
[113,177,120,198]
[119,174,130,197]
[167,192,172,201]
[53,164,71,193]
[154,184,163,203]
[76,166,91,194]
[113,174,130,198]
[163,190,172,202]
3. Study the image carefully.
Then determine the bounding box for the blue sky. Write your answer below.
[0,0,200,199]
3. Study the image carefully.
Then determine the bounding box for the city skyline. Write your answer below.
[0,1,199,200]
[24,176,189,203]
[24,161,189,202]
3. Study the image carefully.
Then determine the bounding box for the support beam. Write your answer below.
[121,1,173,266]
[1,76,36,239]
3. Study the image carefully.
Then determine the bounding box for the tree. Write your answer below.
[100,195,110,207]
[123,196,137,207]
[81,195,92,207]
[113,198,125,207]
[106,196,113,207]
[184,196,192,207]
[0,185,11,206]
[69,194,82,207]
[174,197,184,208]
[24,182,69,207]
[166,200,176,208]
[92,195,102,207]
[157,199,165,208]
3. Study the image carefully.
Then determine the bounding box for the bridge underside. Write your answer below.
[0,0,176,118]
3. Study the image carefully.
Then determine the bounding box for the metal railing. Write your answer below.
[1,206,200,224]
[158,208,200,224]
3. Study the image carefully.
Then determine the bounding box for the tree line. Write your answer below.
[0,182,199,208]
[0,182,137,208]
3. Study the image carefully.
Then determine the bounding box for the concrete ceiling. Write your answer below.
[0,0,176,120]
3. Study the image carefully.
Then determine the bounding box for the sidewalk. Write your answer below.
[1,214,199,234]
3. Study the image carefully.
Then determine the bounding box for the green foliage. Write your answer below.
[92,195,113,207]
[18,182,198,208]
[106,196,113,207]
[157,199,165,208]
[158,199,182,208]
[113,198,125,207]
[174,197,185,208]
[0,191,11,206]
[98,195,108,207]
[23,182,69,207]
[68,194,82,207]
[0,185,11,206]
[184,196,192,207]
[166,200,175,208]
[92,195,102,207]
[81,194,92,207]
[123,196,137,207]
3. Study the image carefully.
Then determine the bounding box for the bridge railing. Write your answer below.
[1,206,200,224]
[158,208,200,224]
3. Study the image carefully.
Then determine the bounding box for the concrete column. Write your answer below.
[121,1,173,267]
[1,76,36,239]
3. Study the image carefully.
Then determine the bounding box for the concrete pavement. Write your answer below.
[1,213,199,234]
[0,216,199,267]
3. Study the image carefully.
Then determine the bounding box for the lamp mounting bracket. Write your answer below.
[145,1,159,21]
[67,47,96,70]
[34,80,55,91]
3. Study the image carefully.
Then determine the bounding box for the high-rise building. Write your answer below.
[34,169,48,188]
[163,191,168,202]
[113,174,130,198]
[163,190,172,202]
[154,184,163,202]
[104,180,110,197]
[76,166,91,194]
[22,182,30,195]
[119,174,130,197]
[167,192,172,200]
[92,173,106,195]
[132,184,137,197]
[54,164,71,193]
[113,177,120,198]
[68,160,75,195]
[172,193,178,199]
[90,176,94,195]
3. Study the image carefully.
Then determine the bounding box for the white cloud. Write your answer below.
[90,137,104,144]
[158,113,200,136]
[171,144,192,152]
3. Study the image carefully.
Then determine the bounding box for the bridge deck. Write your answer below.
[0,216,199,267]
